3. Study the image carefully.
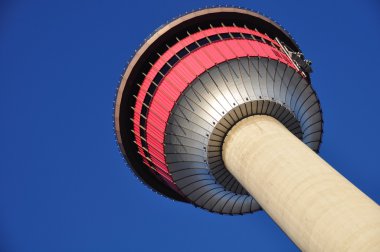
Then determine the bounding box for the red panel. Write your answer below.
[193,49,216,66]
[227,40,245,56]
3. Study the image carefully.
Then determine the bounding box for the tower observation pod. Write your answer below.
[114,7,380,251]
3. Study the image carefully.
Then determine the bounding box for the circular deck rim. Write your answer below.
[114,7,312,202]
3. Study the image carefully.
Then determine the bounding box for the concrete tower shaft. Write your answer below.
[223,115,380,251]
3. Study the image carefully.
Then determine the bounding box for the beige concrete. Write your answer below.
[223,115,380,251]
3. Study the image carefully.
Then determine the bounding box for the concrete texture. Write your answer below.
[222,115,380,251]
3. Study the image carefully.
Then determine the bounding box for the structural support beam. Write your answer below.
[223,115,380,251]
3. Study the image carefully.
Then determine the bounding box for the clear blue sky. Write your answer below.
[0,1,379,251]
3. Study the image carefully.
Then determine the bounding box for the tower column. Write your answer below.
[222,115,380,251]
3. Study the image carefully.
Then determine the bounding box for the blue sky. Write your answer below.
[0,1,379,251]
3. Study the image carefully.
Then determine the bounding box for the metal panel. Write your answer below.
[164,57,323,214]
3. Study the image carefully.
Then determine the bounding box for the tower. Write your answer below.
[114,7,380,251]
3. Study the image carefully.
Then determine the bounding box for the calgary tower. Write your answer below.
[114,7,380,251]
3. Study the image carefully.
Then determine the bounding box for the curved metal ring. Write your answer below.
[165,57,322,214]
